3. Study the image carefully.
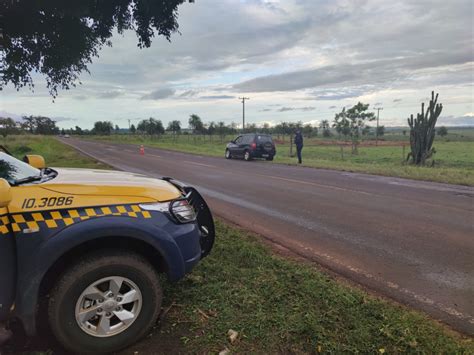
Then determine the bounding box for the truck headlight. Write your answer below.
[139,199,196,223]
[170,199,196,223]
[139,202,170,212]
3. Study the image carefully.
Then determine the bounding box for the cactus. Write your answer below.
[407,91,443,166]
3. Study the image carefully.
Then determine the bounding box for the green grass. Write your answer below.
[86,134,474,186]
[158,222,473,353]
[3,135,110,169]
[8,135,473,353]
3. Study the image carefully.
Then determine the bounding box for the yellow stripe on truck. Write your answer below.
[0,204,153,235]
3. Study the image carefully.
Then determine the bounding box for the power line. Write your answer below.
[239,97,250,131]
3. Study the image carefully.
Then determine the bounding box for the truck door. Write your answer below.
[0,205,15,321]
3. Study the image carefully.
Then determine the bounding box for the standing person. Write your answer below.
[294,129,303,164]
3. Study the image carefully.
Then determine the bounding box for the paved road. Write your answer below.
[61,138,474,334]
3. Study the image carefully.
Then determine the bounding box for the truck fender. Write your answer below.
[15,216,185,336]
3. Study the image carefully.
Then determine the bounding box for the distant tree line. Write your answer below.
[0,115,59,139]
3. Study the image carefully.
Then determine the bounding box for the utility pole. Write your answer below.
[375,107,383,146]
[128,119,131,130]
[239,97,250,132]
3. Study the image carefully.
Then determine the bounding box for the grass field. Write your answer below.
[4,135,473,353]
[3,135,110,170]
[85,133,474,185]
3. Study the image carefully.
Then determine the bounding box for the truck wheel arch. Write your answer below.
[16,217,186,336]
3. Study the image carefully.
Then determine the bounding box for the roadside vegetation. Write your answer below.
[2,135,109,170]
[4,136,473,354]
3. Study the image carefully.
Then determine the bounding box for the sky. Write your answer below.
[1,0,473,129]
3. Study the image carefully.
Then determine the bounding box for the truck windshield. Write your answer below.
[0,152,41,185]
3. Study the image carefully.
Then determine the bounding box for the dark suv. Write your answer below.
[225,133,276,161]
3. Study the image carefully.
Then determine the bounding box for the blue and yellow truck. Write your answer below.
[0,147,214,353]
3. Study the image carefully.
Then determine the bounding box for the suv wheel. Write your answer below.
[225,149,231,159]
[48,251,162,353]
[244,150,251,161]
[266,155,274,161]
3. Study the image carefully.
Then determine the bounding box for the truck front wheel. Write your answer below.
[48,251,162,353]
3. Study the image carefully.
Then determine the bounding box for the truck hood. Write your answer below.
[41,168,182,202]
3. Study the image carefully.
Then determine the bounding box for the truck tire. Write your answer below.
[48,251,162,354]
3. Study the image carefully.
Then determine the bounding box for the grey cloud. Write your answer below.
[73,95,88,101]
[278,106,316,112]
[329,105,337,109]
[233,51,472,94]
[98,91,123,99]
[393,99,402,103]
[179,90,199,97]
[200,95,235,99]
[438,115,474,126]
[259,108,272,112]
[141,88,176,100]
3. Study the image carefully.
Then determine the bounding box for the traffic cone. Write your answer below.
[140,145,145,155]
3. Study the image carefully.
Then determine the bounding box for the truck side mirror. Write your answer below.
[0,178,12,208]
[23,155,46,169]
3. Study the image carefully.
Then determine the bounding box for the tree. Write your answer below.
[93,121,114,135]
[74,126,83,135]
[339,103,375,154]
[167,120,181,140]
[188,114,204,142]
[437,126,448,137]
[302,123,314,138]
[332,109,350,139]
[115,125,120,133]
[319,120,331,137]
[376,125,385,137]
[1,0,189,97]
[0,117,18,139]
[216,121,227,142]
[20,115,59,135]
[130,124,137,134]
[137,118,165,136]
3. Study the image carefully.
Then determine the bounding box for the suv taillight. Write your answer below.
[251,142,257,150]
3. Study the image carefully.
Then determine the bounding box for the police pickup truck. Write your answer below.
[0,146,214,353]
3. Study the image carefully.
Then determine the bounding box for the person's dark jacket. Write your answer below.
[294,132,303,148]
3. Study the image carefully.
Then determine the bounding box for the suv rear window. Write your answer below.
[257,135,273,143]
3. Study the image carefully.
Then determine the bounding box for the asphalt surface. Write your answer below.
[61,138,474,335]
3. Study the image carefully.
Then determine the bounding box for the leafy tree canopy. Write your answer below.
[0,0,188,97]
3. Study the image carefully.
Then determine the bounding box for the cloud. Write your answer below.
[463,112,474,117]
[73,95,88,101]
[0,111,23,121]
[179,90,199,97]
[141,88,176,100]
[98,91,123,99]
[2,0,472,128]
[200,95,235,99]
[393,99,403,103]
[328,105,337,109]
[438,115,474,126]
[277,106,316,112]
[233,51,472,94]
[259,108,272,112]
